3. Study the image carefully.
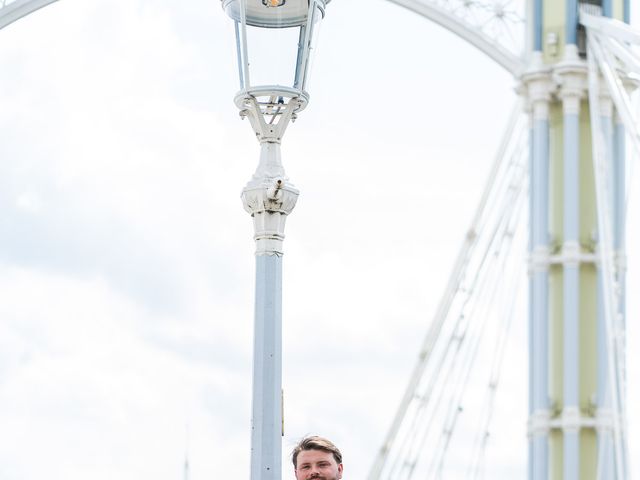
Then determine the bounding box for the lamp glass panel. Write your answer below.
[243,23,301,88]
[225,0,327,91]
[300,1,323,91]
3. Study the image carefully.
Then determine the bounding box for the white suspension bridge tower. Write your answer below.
[2,0,638,479]
[366,1,639,479]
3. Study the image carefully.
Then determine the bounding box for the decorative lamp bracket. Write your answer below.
[236,87,308,144]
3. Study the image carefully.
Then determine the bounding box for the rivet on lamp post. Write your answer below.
[220,1,330,479]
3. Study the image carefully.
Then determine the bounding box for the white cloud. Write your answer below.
[0,265,253,479]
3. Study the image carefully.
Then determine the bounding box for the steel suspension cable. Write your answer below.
[596,34,640,247]
[385,116,528,479]
[467,159,529,480]
[368,102,525,480]
[467,237,527,480]
[427,160,528,480]
[588,37,629,480]
[440,231,527,480]
[596,34,640,449]
[391,146,527,478]
[390,142,527,478]
[589,31,640,165]
[593,27,632,438]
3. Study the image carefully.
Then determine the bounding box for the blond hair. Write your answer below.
[291,436,342,468]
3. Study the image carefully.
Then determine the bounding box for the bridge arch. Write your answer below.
[385,0,526,76]
[0,0,58,30]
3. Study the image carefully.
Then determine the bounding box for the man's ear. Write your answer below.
[337,463,343,478]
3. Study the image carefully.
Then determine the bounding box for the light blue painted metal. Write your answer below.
[532,118,550,247]
[530,116,550,480]
[528,123,535,413]
[534,277,549,412]
[596,259,617,479]
[564,431,580,480]
[528,125,535,480]
[566,0,578,45]
[534,0,543,51]
[251,254,283,480]
[0,0,57,30]
[559,103,586,480]
[563,265,579,407]
[598,435,616,479]
[602,0,613,17]
[529,123,535,251]
[597,269,608,406]
[562,114,580,480]
[596,270,615,479]
[533,435,548,480]
[624,0,630,23]
[531,270,549,480]
[596,110,617,480]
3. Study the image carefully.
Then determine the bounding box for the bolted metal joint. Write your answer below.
[267,178,284,201]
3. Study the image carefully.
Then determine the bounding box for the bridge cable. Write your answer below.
[428,154,528,480]
[391,135,526,478]
[588,34,630,480]
[373,109,529,478]
[367,101,526,480]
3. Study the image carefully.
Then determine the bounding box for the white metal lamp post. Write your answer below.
[221,1,329,478]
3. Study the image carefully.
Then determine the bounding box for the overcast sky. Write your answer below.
[0,1,638,479]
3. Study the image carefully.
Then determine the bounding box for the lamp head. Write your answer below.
[222,0,328,28]
[221,0,330,141]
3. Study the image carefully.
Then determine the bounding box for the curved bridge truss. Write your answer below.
[0,0,58,30]
[2,0,526,73]
[386,0,527,76]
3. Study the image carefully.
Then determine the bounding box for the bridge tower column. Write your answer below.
[522,1,629,478]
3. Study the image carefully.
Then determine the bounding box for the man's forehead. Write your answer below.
[297,449,336,463]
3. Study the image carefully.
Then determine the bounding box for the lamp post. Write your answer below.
[221,1,329,478]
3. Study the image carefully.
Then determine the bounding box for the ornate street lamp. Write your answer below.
[221,1,329,479]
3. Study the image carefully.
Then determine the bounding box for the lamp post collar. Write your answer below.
[241,142,299,256]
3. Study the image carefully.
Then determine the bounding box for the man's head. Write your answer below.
[292,436,343,480]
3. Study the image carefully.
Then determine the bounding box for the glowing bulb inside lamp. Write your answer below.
[262,0,285,7]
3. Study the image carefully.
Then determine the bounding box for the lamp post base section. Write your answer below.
[250,253,283,480]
